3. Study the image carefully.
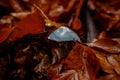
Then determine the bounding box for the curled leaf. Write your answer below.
[98,74,120,80]
[89,39,120,53]
[10,12,45,41]
[48,43,100,80]
[0,24,14,43]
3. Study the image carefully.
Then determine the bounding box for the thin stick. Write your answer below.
[33,4,48,19]
[75,0,83,17]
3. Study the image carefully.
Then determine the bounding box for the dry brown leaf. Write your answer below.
[48,43,100,80]
[8,0,25,12]
[50,70,82,80]
[0,24,14,43]
[10,12,45,41]
[98,74,120,80]
[92,50,115,73]
[89,39,120,53]
[112,38,120,44]
[107,55,120,74]
[92,48,120,75]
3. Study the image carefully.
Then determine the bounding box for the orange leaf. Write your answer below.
[89,39,120,53]
[10,12,45,41]
[63,43,100,80]
[48,43,100,80]
[0,24,14,43]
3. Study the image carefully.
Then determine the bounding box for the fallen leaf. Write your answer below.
[107,55,120,74]
[92,50,115,73]
[10,12,45,41]
[8,0,25,12]
[92,48,120,75]
[0,24,14,43]
[48,43,100,80]
[98,74,120,80]
[89,39,120,53]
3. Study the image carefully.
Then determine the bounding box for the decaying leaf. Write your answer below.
[48,43,100,80]
[92,45,120,76]
[89,39,120,53]
[0,24,14,43]
[8,0,25,12]
[10,12,45,41]
[92,50,115,74]
[107,55,120,74]
[0,0,120,80]
[98,74,120,80]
